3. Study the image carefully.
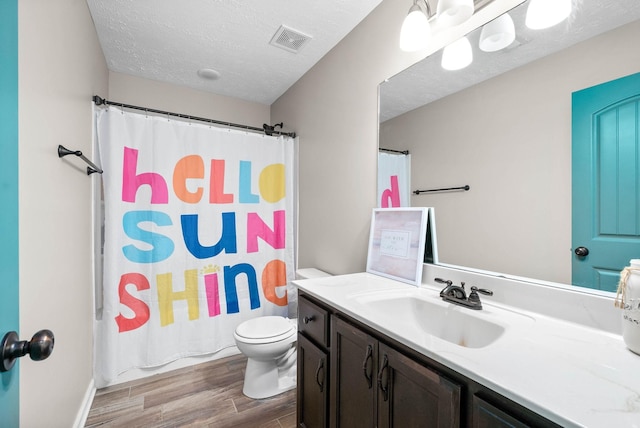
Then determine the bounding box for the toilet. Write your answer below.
[234,268,331,399]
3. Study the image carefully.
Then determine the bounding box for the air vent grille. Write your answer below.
[269,25,312,53]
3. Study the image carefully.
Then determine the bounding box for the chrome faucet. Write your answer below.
[435,278,493,310]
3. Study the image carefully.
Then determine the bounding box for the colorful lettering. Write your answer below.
[381,175,400,208]
[122,147,169,204]
[262,259,288,307]
[247,210,286,253]
[181,212,238,258]
[223,263,261,313]
[173,155,204,203]
[157,270,200,327]
[115,273,151,332]
[122,211,175,263]
[259,163,286,203]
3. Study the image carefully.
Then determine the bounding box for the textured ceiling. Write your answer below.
[380,0,640,122]
[86,0,383,105]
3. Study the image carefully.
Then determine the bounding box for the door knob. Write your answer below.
[574,246,589,257]
[1,329,55,372]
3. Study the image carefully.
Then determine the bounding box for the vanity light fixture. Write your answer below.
[436,0,474,27]
[399,0,432,52]
[479,12,516,52]
[441,36,473,70]
[525,0,572,30]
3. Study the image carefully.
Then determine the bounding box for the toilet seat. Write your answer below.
[235,316,296,344]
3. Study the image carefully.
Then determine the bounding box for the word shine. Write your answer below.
[117,260,288,332]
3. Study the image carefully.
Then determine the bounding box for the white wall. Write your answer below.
[271,0,523,275]
[380,20,640,284]
[18,0,108,426]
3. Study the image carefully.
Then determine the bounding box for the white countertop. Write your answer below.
[293,272,640,428]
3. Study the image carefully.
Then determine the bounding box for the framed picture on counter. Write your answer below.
[366,207,436,286]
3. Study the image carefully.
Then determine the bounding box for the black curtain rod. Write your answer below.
[413,185,470,195]
[379,147,409,155]
[92,95,296,138]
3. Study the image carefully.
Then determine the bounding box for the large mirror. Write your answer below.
[379,0,640,292]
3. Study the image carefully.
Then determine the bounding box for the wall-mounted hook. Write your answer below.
[57,145,103,175]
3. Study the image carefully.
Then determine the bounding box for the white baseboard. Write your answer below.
[73,379,96,428]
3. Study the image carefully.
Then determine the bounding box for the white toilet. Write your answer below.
[234,268,331,399]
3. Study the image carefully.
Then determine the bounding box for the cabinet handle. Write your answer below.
[377,354,389,402]
[303,316,315,324]
[315,357,325,392]
[362,344,373,389]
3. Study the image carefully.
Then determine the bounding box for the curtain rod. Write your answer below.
[92,95,296,138]
[414,185,470,195]
[379,147,409,155]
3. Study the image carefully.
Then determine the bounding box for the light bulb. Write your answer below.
[479,13,516,52]
[400,4,430,52]
[437,0,474,27]
[442,36,473,70]
[525,0,571,30]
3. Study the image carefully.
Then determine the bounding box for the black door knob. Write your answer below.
[0,329,55,372]
[574,246,589,257]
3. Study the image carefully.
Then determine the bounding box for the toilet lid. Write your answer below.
[235,316,294,340]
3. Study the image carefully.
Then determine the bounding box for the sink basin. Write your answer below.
[353,291,509,348]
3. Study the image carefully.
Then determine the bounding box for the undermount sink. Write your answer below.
[352,290,512,348]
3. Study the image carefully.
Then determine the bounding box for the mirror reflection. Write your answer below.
[379,0,640,291]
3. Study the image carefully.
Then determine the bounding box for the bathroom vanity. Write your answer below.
[294,270,640,427]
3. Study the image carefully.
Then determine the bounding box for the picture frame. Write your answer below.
[366,207,436,286]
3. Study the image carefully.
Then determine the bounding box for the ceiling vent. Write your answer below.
[269,25,312,53]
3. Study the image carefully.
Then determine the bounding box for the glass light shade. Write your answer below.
[525,0,571,30]
[441,36,473,70]
[437,0,474,27]
[479,13,516,52]
[400,4,431,52]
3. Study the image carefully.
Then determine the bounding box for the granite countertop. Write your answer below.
[293,272,640,428]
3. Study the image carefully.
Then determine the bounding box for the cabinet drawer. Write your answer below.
[298,296,329,347]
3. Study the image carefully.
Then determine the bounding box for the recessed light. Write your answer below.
[197,68,221,80]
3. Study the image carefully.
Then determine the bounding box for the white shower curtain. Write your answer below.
[94,106,295,386]
[378,152,411,207]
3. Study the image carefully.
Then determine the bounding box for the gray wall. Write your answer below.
[380,20,640,284]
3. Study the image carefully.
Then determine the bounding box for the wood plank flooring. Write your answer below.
[85,354,296,428]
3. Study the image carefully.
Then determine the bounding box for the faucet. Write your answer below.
[435,278,493,310]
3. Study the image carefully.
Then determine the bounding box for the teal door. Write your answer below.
[572,72,640,291]
[0,0,20,425]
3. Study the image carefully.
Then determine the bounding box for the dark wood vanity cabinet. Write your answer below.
[330,316,461,427]
[297,296,330,428]
[297,293,559,428]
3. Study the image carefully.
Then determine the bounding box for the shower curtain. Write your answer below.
[378,152,411,207]
[94,106,295,386]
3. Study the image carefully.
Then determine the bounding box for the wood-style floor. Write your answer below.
[85,354,296,428]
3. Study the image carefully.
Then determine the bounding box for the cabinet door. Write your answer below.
[472,395,530,428]
[298,334,329,428]
[377,343,461,428]
[330,317,377,428]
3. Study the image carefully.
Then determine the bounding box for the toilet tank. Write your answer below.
[288,268,332,318]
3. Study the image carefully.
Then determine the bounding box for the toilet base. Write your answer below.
[242,348,297,399]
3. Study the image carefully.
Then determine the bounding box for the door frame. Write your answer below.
[0,0,21,425]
